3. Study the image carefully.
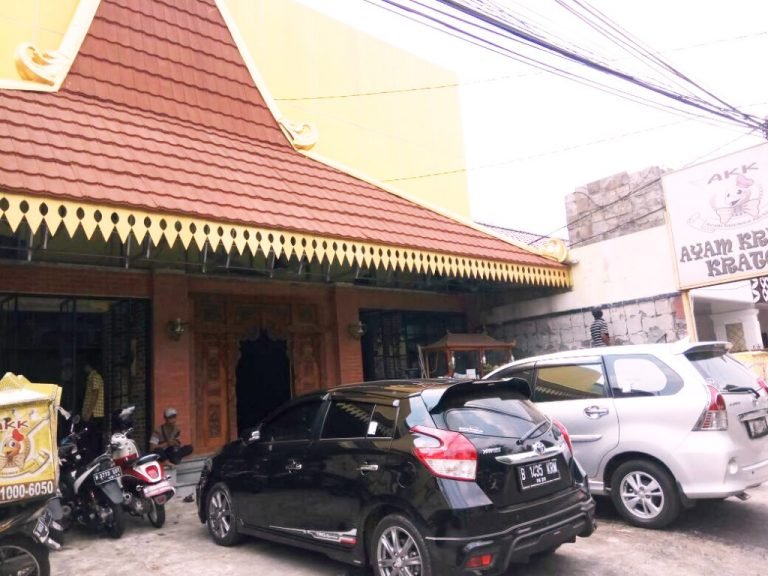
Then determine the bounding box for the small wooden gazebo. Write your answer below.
[420,332,514,379]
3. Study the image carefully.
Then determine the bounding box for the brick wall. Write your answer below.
[150,271,193,449]
[0,262,151,298]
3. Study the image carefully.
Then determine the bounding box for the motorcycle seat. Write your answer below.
[135,453,161,465]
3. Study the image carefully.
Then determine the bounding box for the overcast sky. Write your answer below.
[298,0,768,238]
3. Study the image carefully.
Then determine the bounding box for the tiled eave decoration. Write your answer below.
[0,191,571,287]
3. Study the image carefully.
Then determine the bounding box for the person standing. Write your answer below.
[590,308,610,347]
[81,360,105,456]
[149,407,193,465]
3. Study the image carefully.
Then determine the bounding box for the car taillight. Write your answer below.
[694,384,728,431]
[411,425,477,481]
[466,553,494,569]
[757,378,768,395]
[553,419,573,455]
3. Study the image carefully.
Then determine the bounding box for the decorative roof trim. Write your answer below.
[0,0,101,92]
[0,191,571,287]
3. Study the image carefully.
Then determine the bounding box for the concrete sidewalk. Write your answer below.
[50,485,359,576]
[51,485,768,576]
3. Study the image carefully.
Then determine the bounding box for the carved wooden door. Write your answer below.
[195,333,230,453]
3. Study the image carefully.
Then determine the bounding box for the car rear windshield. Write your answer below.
[686,351,759,391]
[437,389,547,438]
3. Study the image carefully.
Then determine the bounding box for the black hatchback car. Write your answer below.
[196,378,596,575]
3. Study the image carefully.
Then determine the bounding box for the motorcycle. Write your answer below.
[57,415,125,539]
[110,406,175,528]
[0,495,64,576]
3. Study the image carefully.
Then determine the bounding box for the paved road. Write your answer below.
[52,485,768,575]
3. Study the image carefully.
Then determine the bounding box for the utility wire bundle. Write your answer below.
[366,0,766,134]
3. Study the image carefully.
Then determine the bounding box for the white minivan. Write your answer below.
[485,341,768,528]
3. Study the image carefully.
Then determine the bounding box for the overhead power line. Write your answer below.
[361,0,757,135]
[431,0,765,132]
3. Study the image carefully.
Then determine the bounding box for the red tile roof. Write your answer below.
[0,0,564,271]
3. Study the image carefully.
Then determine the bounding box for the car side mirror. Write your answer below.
[242,427,261,444]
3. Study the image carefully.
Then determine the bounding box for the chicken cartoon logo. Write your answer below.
[0,428,28,471]
[711,174,762,225]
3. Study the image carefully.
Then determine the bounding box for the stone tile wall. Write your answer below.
[565,166,667,248]
[489,293,688,359]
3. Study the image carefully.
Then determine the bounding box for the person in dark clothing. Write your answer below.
[149,407,193,465]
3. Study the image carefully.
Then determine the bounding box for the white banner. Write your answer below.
[662,142,768,289]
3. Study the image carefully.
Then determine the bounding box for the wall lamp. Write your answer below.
[347,320,367,339]
[167,317,188,341]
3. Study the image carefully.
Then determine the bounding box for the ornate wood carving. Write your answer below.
[292,333,323,397]
[194,296,323,447]
[195,333,228,453]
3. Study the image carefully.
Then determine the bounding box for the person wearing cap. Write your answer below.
[149,407,193,465]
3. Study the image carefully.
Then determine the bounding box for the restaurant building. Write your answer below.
[0,0,570,452]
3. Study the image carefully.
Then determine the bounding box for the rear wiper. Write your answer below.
[723,384,760,399]
[516,418,552,445]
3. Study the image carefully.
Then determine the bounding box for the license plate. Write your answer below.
[94,466,122,485]
[518,458,561,490]
[746,416,768,439]
[143,480,173,498]
[32,510,52,542]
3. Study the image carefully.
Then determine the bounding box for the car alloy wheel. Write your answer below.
[373,515,431,576]
[207,483,241,546]
[619,470,664,519]
[610,459,681,529]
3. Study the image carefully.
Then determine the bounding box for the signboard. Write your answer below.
[663,143,768,289]
[751,276,768,304]
[0,373,61,505]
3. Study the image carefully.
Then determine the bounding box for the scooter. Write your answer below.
[0,495,64,576]
[110,407,175,528]
[57,415,125,539]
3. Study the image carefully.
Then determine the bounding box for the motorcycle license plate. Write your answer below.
[518,458,561,490]
[143,480,172,498]
[32,510,52,542]
[94,466,122,485]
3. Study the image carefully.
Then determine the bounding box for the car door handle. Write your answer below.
[584,406,609,419]
[285,461,303,472]
[357,463,379,473]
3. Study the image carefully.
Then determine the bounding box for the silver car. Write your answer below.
[485,341,768,528]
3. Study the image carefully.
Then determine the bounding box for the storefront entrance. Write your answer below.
[0,295,151,446]
[235,332,291,433]
[193,295,325,452]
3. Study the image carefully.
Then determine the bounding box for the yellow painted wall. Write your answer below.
[223,0,471,218]
[0,0,79,80]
